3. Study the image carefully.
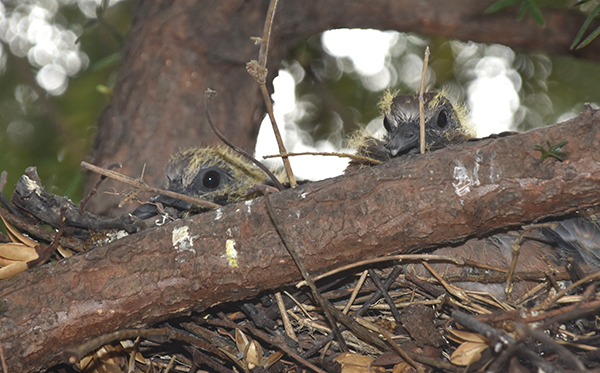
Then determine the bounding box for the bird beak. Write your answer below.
[386,122,420,156]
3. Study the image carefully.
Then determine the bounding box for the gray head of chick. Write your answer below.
[132,146,266,220]
[165,146,265,205]
[382,92,469,156]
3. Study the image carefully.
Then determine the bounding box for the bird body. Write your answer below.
[354,90,600,301]
[407,218,600,301]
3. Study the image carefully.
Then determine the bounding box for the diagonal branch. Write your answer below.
[2,108,600,372]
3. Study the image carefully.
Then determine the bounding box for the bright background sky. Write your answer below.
[255,29,536,181]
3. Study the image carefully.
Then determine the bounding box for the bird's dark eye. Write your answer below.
[203,170,221,189]
[383,116,393,132]
[437,109,448,128]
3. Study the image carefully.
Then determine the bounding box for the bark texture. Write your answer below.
[3,108,600,372]
[88,0,599,216]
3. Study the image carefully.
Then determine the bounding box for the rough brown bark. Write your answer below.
[88,0,599,216]
[3,109,600,372]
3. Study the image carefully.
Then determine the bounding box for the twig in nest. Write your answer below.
[505,222,558,296]
[518,324,586,373]
[368,269,402,323]
[79,162,122,214]
[246,0,296,187]
[263,151,382,165]
[80,161,221,209]
[28,206,67,268]
[62,327,230,367]
[301,266,403,359]
[275,291,297,341]
[452,310,564,373]
[533,269,600,312]
[419,47,430,154]
[296,253,467,286]
[204,89,285,191]
[264,194,348,351]
[215,312,327,373]
[422,261,470,304]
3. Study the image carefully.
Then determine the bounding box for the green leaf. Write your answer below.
[576,24,600,49]
[571,3,600,49]
[534,140,568,161]
[570,0,594,8]
[484,0,520,14]
[524,0,545,26]
[90,52,121,71]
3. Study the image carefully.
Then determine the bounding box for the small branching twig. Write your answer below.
[247,0,296,187]
[80,161,221,209]
[452,310,563,373]
[505,222,558,296]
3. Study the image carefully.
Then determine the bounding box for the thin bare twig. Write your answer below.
[265,195,348,352]
[378,326,422,372]
[419,47,430,154]
[296,253,466,286]
[505,222,558,296]
[368,269,402,323]
[247,0,296,187]
[203,89,285,191]
[275,292,297,341]
[263,151,382,164]
[80,162,122,214]
[80,161,221,210]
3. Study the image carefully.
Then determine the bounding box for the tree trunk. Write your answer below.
[87,0,598,216]
[3,109,600,372]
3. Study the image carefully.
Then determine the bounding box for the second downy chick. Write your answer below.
[348,91,473,171]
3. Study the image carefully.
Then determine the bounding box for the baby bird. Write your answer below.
[348,91,473,171]
[133,146,266,220]
[382,91,471,156]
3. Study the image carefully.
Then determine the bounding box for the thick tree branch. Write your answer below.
[3,108,600,372]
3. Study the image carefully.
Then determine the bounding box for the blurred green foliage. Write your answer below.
[0,0,132,203]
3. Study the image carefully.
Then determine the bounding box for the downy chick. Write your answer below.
[133,146,266,221]
[348,91,473,171]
